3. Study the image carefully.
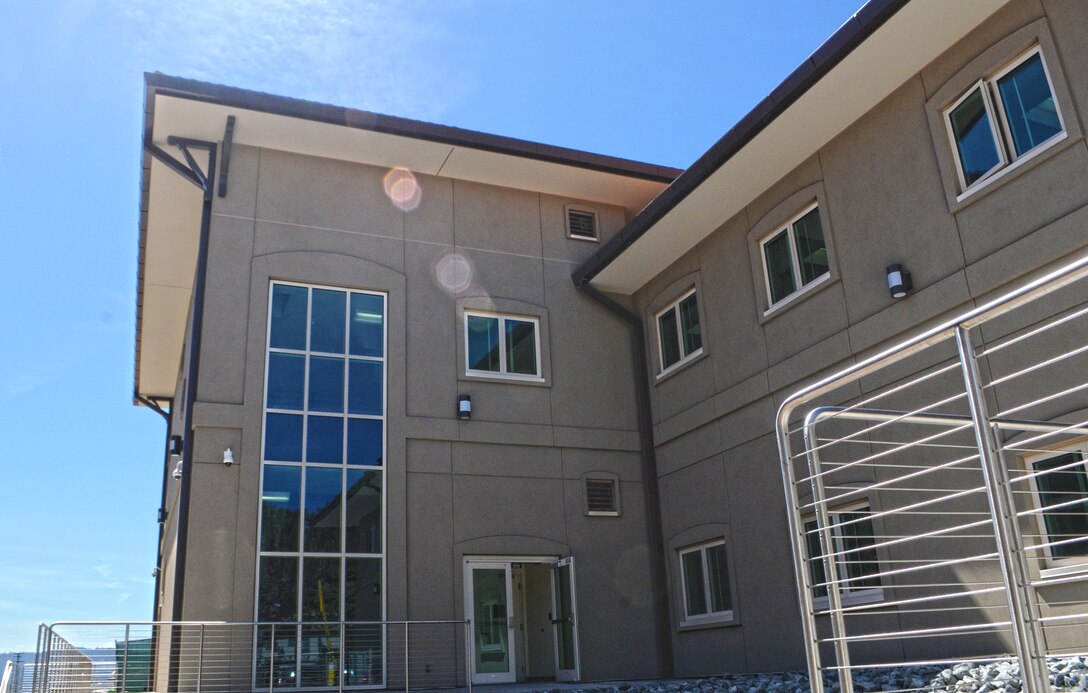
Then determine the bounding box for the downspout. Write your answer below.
[143,135,218,626]
[574,281,675,678]
[135,394,172,624]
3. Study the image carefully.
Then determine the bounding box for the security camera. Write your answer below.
[172,460,184,481]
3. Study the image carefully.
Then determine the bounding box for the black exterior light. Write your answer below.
[458,394,472,420]
[887,263,912,299]
[169,434,184,457]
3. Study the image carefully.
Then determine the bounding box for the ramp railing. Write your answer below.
[776,254,1088,693]
[32,621,471,693]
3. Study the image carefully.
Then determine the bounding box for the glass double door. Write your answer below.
[465,558,580,684]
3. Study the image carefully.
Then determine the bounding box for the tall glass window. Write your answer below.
[258,282,386,689]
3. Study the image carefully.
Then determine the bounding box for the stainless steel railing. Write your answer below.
[33,621,471,693]
[777,253,1088,693]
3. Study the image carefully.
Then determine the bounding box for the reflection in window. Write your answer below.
[259,282,386,688]
[656,289,702,373]
[465,312,541,378]
[760,205,829,308]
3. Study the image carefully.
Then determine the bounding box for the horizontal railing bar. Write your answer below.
[829,654,1017,670]
[985,342,1088,390]
[980,304,1088,357]
[821,620,1013,643]
[995,379,1088,419]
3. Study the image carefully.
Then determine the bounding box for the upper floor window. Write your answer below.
[465,311,541,380]
[760,203,829,309]
[804,504,883,606]
[945,46,1064,195]
[1025,444,1088,576]
[656,288,702,374]
[679,539,733,625]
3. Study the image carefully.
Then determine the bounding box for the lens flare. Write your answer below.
[383,166,422,211]
[433,251,475,297]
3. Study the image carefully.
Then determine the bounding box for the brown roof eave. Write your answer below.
[571,0,910,290]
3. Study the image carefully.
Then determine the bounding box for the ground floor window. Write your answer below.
[1026,445,1088,572]
[678,539,732,625]
[804,505,882,605]
[257,281,386,688]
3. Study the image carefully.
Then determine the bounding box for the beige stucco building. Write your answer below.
[135,0,1088,687]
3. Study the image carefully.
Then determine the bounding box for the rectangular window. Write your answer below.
[465,312,541,379]
[945,47,1064,195]
[804,505,882,605]
[678,540,733,624]
[759,204,829,309]
[656,289,702,374]
[258,282,386,689]
[1026,446,1088,573]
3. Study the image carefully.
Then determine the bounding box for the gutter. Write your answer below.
[572,0,909,289]
[574,282,675,677]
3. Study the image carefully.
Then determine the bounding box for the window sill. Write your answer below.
[461,371,548,387]
[586,511,620,517]
[950,131,1078,213]
[679,611,736,631]
[655,348,706,384]
[1038,561,1088,582]
[759,273,835,324]
[813,588,885,613]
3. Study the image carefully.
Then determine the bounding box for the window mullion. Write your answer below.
[787,224,803,290]
[497,317,508,374]
[673,306,685,359]
[701,548,714,614]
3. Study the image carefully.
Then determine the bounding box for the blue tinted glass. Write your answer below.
[997,54,1062,156]
[306,415,343,464]
[310,289,346,354]
[267,353,305,410]
[265,413,303,461]
[269,284,307,350]
[261,465,300,552]
[346,470,382,554]
[347,418,383,467]
[304,467,343,553]
[350,293,384,357]
[308,356,345,413]
[348,361,383,416]
[467,315,500,372]
[949,88,1001,186]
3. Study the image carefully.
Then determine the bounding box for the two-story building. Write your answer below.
[135,0,1088,687]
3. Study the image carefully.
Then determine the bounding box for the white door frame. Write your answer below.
[550,556,581,682]
[464,555,577,684]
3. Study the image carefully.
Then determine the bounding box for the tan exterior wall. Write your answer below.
[633,0,1088,675]
[163,144,666,681]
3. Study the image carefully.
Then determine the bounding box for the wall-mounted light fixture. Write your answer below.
[169,435,183,459]
[172,460,184,481]
[151,567,161,578]
[458,394,472,420]
[223,448,235,466]
[887,263,912,299]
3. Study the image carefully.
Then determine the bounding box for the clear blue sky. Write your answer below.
[0,0,865,653]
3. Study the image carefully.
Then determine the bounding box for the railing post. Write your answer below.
[196,623,204,693]
[464,620,472,693]
[956,326,1050,693]
[404,622,409,693]
[268,624,275,693]
[120,624,130,693]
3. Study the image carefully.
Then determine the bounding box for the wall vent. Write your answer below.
[585,478,619,515]
[566,208,599,241]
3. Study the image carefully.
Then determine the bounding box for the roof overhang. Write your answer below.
[135,75,678,403]
[578,0,1011,294]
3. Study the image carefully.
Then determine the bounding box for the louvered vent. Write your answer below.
[567,209,598,240]
[585,478,618,515]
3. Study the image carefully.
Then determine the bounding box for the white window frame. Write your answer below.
[464,311,543,382]
[758,202,831,313]
[678,539,734,626]
[1023,442,1088,580]
[655,287,703,377]
[945,45,1067,199]
[804,503,884,609]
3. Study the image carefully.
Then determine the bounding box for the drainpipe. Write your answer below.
[573,281,675,678]
[143,135,218,627]
[135,394,172,624]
